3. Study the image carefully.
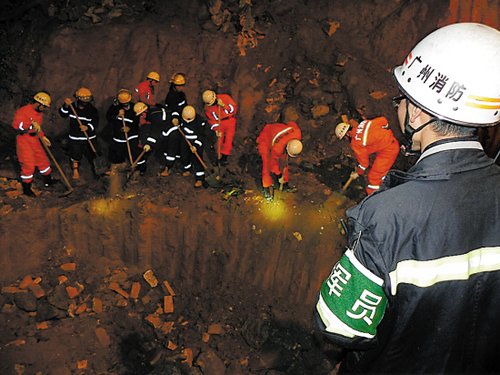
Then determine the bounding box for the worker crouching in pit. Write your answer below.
[257,121,303,201]
[335,114,399,195]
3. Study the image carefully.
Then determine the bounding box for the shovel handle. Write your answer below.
[177,127,210,171]
[37,133,73,193]
[68,103,98,155]
[342,175,356,191]
[130,149,147,170]
[121,117,134,165]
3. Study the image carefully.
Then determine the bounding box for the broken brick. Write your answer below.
[108,282,129,299]
[167,340,177,351]
[181,348,193,367]
[161,321,174,334]
[77,360,88,370]
[202,333,210,343]
[75,303,87,315]
[57,275,68,284]
[145,314,163,329]
[60,263,76,271]
[92,297,103,313]
[163,296,174,314]
[161,280,176,296]
[1,286,27,294]
[143,269,158,287]
[130,282,141,299]
[207,323,224,335]
[36,321,49,330]
[28,283,45,299]
[66,286,81,299]
[19,275,34,289]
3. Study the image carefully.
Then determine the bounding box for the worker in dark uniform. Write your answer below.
[164,72,187,126]
[59,87,99,179]
[106,89,140,175]
[179,105,208,188]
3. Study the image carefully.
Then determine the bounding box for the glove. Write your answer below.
[350,171,359,180]
[172,118,179,126]
[143,144,151,152]
[190,145,197,154]
[64,98,73,106]
[215,130,222,138]
[278,175,285,184]
[42,136,51,147]
[31,121,41,133]
[79,124,88,132]
[121,125,130,133]
[217,98,225,107]
[118,109,125,118]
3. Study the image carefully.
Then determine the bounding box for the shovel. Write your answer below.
[177,127,222,188]
[121,116,134,165]
[37,133,73,196]
[122,148,148,188]
[341,173,357,192]
[68,103,108,175]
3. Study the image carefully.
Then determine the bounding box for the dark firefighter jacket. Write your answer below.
[315,137,500,374]
[106,103,139,143]
[59,102,99,141]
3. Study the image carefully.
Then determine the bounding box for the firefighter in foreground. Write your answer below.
[59,87,99,179]
[106,89,140,175]
[179,105,208,188]
[335,115,399,195]
[12,91,58,197]
[202,89,237,166]
[256,121,302,201]
[315,22,500,374]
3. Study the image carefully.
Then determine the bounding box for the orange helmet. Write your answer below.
[117,89,132,104]
[75,87,93,102]
[147,71,160,82]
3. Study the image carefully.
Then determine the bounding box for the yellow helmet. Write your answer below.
[117,89,132,104]
[33,91,51,107]
[335,122,350,140]
[170,73,186,86]
[75,87,93,102]
[134,102,148,116]
[182,106,196,123]
[202,90,216,106]
[147,71,160,82]
[286,139,303,157]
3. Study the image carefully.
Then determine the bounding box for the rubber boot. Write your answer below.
[42,174,58,187]
[263,187,273,201]
[194,180,203,188]
[160,167,170,177]
[22,182,36,197]
[182,170,191,177]
[219,154,229,166]
[72,160,80,180]
[282,183,297,193]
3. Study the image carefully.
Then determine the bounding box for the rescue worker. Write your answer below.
[11,91,58,196]
[106,89,140,174]
[256,121,302,201]
[315,23,500,374]
[135,71,160,127]
[58,87,99,179]
[164,72,187,126]
[134,71,160,106]
[179,105,208,188]
[133,101,169,175]
[335,115,399,195]
[202,89,238,166]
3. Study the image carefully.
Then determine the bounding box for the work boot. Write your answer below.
[219,154,229,166]
[160,167,170,177]
[182,171,191,177]
[194,180,203,188]
[22,182,36,197]
[282,183,297,193]
[71,160,80,180]
[42,174,59,187]
[263,187,273,201]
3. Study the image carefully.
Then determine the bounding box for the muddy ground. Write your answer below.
[0,1,499,374]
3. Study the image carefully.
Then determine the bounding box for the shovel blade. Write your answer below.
[205,172,222,188]
[93,155,109,175]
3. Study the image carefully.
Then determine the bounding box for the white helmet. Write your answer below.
[393,23,500,127]
[335,122,350,140]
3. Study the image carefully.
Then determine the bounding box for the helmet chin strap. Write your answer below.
[400,101,436,157]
